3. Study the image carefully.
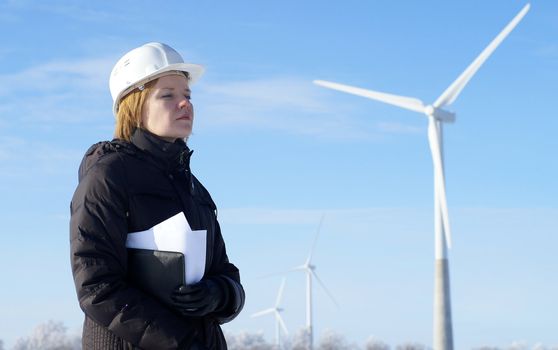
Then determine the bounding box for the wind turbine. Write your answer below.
[251,278,289,349]
[292,214,338,350]
[313,4,530,350]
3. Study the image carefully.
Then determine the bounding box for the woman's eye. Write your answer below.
[162,94,173,99]
[184,95,191,100]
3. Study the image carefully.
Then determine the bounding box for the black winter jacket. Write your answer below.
[70,129,244,349]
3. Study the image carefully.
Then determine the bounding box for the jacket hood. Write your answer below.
[77,141,123,182]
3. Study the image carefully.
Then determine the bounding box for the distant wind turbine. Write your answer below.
[313,4,530,350]
[292,214,338,350]
[251,278,289,349]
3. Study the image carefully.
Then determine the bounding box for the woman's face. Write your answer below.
[141,73,193,142]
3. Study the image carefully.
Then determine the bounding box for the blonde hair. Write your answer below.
[114,80,157,141]
[113,71,190,141]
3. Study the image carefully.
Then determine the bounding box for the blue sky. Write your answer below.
[0,0,556,348]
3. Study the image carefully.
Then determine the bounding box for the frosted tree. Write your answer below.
[508,342,528,350]
[365,336,390,350]
[224,331,274,350]
[12,320,80,350]
[291,328,310,350]
[0,339,4,350]
[475,343,558,350]
[316,329,358,350]
[395,342,427,350]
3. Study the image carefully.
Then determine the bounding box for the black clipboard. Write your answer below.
[127,248,185,307]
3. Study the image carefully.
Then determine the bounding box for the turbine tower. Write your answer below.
[292,215,337,350]
[313,4,529,350]
[251,278,289,349]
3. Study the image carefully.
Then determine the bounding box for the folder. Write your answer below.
[127,249,185,306]
[125,212,207,305]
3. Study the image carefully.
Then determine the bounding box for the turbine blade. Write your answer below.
[251,308,275,318]
[427,119,453,248]
[312,270,339,307]
[307,213,325,263]
[275,278,286,307]
[275,311,289,335]
[433,3,530,108]
[314,80,425,114]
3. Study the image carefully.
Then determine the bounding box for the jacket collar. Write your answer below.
[129,128,192,173]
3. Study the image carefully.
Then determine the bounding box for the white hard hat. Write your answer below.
[109,42,205,115]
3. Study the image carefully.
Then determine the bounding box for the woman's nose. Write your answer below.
[178,98,191,109]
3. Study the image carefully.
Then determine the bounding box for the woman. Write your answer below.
[70,42,245,349]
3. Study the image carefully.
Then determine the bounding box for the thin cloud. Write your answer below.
[218,206,558,229]
[0,136,25,161]
[219,207,325,225]
[0,57,113,95]
[197,77,419,140]
[1,0,125,23]
[200,77,329,113]
[1,58,426,138]
[0,57,114,124]
[534,43,558,59]
[38,4,125,22]
[376,121,423,134]
[218,207,429,226]
[0,47,16,60]
[0,11,18,22]
[0,113,9,129]
[17,92,111,124]
[0,136,82,177]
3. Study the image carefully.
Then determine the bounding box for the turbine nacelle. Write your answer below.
[424,105,456,123]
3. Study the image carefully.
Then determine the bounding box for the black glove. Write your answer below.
[172,278,226,317]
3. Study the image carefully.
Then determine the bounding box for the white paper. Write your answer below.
[125,212,207,285]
